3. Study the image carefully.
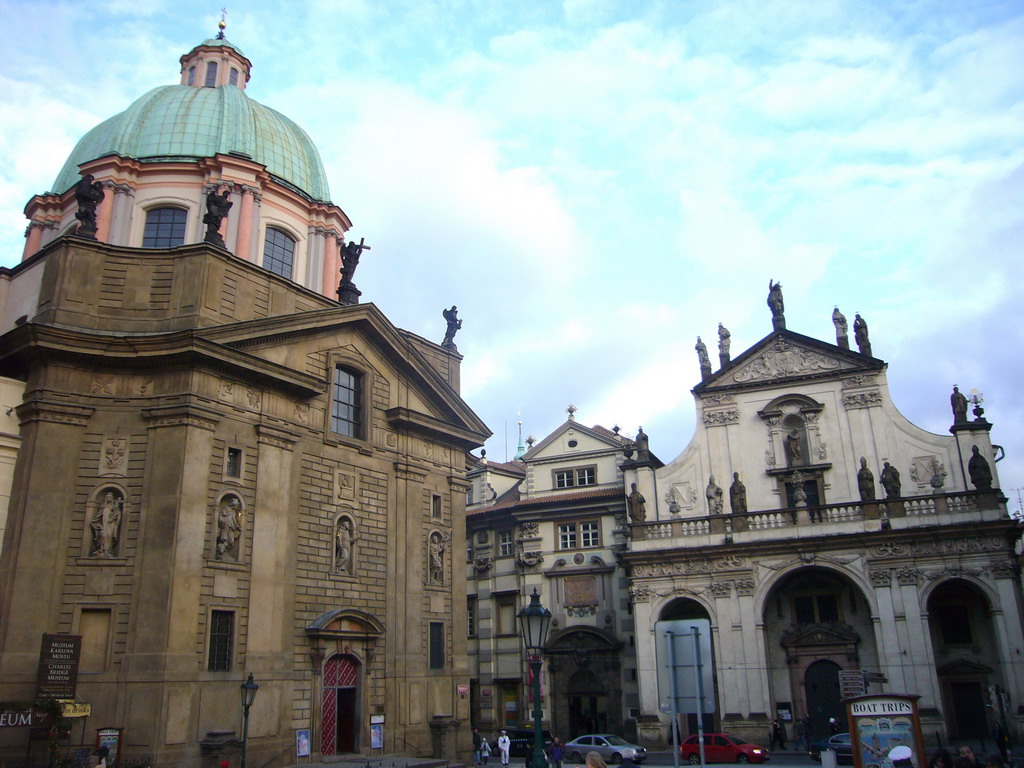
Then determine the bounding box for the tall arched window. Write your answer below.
[262,227,295,278]
[204,61,218,87]
[229,68,239,86]
[187,66,196,85]
[142,207,188,248]
[331,366,362,438]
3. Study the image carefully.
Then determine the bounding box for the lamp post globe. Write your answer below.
[240,674,259,768]
[518,589,551,768]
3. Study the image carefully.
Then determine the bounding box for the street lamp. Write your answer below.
[240,673,259,768]
[518,589,552,768]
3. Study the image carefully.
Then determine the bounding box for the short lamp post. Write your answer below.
[240,673,260,768]
[518,589,552,768]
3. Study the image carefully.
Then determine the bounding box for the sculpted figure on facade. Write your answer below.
[705,475,724,515]
[950,386,968,424]
[627,482,647,522]
[880,462,901,499]
[442,305,462,348]
[968,445,992,491]
[428,531,447,584]
[832,306,848,338]
[634,426,650,462]
[784,430,803,465]
[718,323,731,360]
[857,457,876,501]
[74,173,105,238]
[729,472,747,514]
[335,517,354,575]
[216,495,242,559]
[340,238,368,285]
[767,280,785,322]
[202,187,233,247]
[695,336,711,377]
[853,313,871,356]
[790,471,808,508]
[91,489,124,557]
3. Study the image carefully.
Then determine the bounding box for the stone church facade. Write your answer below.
[622,301,1021,747]
[0,31,488,768]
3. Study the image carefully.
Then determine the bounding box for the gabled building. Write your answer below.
[0,27,488,768]
[466,416,657,741]
[621,300,1021,747]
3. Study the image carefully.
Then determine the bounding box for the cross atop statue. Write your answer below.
[338,237,372,306]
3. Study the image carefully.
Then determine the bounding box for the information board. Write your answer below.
[35,634,81,700]
[846,694,925,768]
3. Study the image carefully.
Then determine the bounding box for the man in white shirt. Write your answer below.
[497,730,511,766]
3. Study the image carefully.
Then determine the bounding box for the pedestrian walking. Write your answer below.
[480,736,491,765]
[773,719,787,750]
[550,738,564,768]
[498,730,511,767]
[474,728,483,765]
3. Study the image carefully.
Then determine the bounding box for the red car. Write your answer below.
[680,733,770,764]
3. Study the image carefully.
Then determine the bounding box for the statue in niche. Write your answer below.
[202,187,233,248]
[627,483,647,522]
[634,426,650,462]
[335,517,354,574]
[695,336,711,371]
[767,280,784,317]
[705,475,724,515]
[857,457,876,501]
[832,306,848,337]
[215,496,242,559]
[880,461,901,499]
[968,445,992,491]
[428,531,447,584]
[90,490,123,557]
[729,472,747,514]
[74,174,105,238]
[853,313,872,356]
[784,429,803,465]
[442,305,462,349]
[950,386,968,424]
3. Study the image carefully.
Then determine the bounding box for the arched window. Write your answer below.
[187,66,196,85]
[331,366,362,438]
[204,61,218,87]
[262,227,295,278]
[142,207,188,248]
[229,67,239,86]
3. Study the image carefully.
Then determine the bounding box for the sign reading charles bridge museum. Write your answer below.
[35,634,81,700]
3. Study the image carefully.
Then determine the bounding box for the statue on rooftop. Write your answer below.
[853,313,872,356]
[880,461,901,499]
[832,306,849,348]
[706,474,724,515]
[968,445,992,491]
[203,187,233,248]
[695,336,711,377]
[718,323,731,363]
[950,386,968,424]
[74,174,105,239]
[857,457,875,501]
[767,280,785,329]
[442,305,462,349]
[634,426,650,462]
[729,472,747,514]
[627,483,647,522]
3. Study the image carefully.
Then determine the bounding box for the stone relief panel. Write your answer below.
[334,470,357,503]
[100,437,128,477]
[517,522,540,540]
[703,408,739,427]
[871,537,1004,559]
[88,487,126,558]
[842,391,882,409]
[730,340,841,383]
[841,375,878,390]
[214,494,243,561]
[666,482,698,514]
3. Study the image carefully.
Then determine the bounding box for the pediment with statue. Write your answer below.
[698,331,883,392]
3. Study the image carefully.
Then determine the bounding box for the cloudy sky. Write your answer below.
[0,0,1021,506]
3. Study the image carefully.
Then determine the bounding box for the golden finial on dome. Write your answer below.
[217,8,227,39]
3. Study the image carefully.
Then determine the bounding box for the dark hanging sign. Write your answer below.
[0,710,49,728]
[35,634,82,700]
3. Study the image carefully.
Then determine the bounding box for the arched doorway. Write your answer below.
[546,627,623,739]
[322,654,360,755]
[927,580,1000,739]
[804,660,843,737]
[657,598,716,737]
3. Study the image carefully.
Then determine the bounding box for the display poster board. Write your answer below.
[36,634,82,699]
[96,728,122,763]
[654,619,716,715]
[295,729,311,758]
[846,694,925,768]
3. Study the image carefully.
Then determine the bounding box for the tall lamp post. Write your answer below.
[240,673,260,768]
[518,589,552,768]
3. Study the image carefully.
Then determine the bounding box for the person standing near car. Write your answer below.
[829,717,840,735]
[550,738,564,768]
[498,730,511,767]
[773,718,787,750]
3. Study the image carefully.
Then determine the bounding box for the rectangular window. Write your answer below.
[79,608,111,673]
[580,521,600,547]
[429,622,445,669]
[467,598,476,637]
[226,447,242,478]
[498,530,514,557]
[466,537,474,562]
[143,207,187,248]
[554,466,597,488]
[208,610,234,671]
[229,67,239,86]
[432,494,442,518]
[496,596,516,635]
[331,366,362,438]
[204,61,218,87]
[262,227,295,278]
[559,523,578,550]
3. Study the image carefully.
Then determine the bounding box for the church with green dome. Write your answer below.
[0,26,486,768]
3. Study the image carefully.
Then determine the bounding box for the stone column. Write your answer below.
[95,181,116,243]
[321,232,338,298]
[107,184,136,246]
[869,571,908,691]
[23,220,46,259]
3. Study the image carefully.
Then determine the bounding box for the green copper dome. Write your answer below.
[52,83,331,202]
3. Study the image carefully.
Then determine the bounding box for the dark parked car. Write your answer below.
[809,733,854,765]
[504,728,554,758]
[680,733,770,764]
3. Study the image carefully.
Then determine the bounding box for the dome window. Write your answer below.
[142,207,187,248]
[229,68,239,86]
[262,227,295,279]
[204,61,218,87]
[187,66,196,86]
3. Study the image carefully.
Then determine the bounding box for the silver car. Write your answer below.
[565,734,648,764]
